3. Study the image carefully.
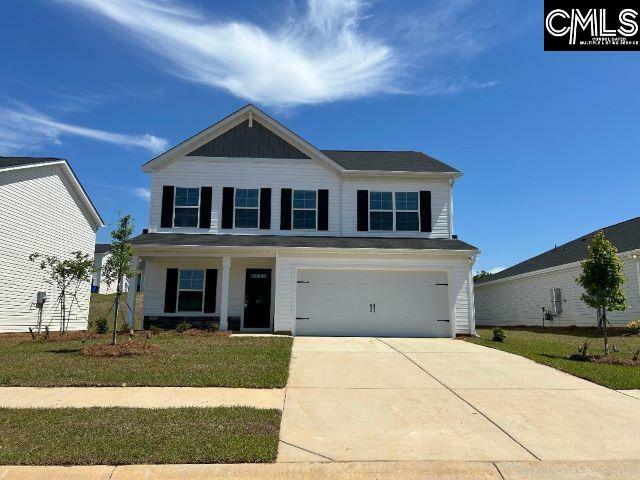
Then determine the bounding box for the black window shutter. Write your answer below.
[259,188,271,229]
[199,187,212,229]
[221,187,234,229]
[357,190,369,231]
[204,269,217,313]
[420,190,432,232]
[280,188,292,230]
[164,268,178,313]
[318,189,329,231]
[161,186,174,228]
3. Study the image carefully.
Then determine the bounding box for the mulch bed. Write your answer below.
[81,341,159,357]
[568,354,640,366]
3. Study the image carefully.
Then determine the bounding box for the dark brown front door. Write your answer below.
[244,269,272,329]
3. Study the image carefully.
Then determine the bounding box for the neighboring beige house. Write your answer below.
[0,157,104,333]
[475,217,640,327]
[127,104,479,336]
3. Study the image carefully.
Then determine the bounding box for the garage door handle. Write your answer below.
[437,319,450,322]
[296,317,309,320]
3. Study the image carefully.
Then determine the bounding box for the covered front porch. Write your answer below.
[126,250,278,332]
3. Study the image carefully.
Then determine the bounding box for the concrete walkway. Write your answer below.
[0,387,285,409]
[2,461,640,480]
[278,337,640,463]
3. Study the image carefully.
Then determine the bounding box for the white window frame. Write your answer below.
[173,187,200,228]
[176,269,206,313]
[369,191,420,232]
[234,188,260,229]
[292,189,318,230]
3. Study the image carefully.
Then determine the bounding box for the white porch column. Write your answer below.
[219,256,231,331]
[125,255,139,329]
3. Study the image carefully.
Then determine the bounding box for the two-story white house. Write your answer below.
[126,105,478,337]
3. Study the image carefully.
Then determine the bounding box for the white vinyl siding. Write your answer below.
[148,157,452,238]
[0,165,97,333]
[475,256,640,327]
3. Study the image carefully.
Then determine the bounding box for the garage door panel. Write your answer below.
[296,269,451,337]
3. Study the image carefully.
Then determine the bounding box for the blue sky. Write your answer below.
[1,0,638,273]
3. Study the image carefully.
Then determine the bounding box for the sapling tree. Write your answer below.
[29,251,95,333]
[101,214,137,345]
[576,230,627,355]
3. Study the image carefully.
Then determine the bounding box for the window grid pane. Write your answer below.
[178,291,203,312]
[175,187,199,207]
[396,212,419,231]
[179,269,204,290]
[293,209,316,229]
[235,189,259,208]
[174,207,199,227]
[293,190,316,209]
[370,211,393,231]
[235,208,258,228]
[395,192,418,211]
[370,192,393,211]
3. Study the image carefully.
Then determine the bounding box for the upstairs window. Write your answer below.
[174,187,200,227]
[235,189,259,228]
[293,190,317,229]
[395,192,419,231]
[369,191,419,231]
[369,192,393,230]
[178,269,204,312]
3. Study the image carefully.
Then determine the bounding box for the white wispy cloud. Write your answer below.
[0,103,169,154]
[57,0,495,106]
[132,187,151,200]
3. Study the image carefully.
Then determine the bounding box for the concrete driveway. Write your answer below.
[278,337,640,463]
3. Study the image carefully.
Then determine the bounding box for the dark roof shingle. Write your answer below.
[132,233,477,251]
[0,157,63,169]
[321,150,459,173]
[94,243,111,254]
[477,217,640,283]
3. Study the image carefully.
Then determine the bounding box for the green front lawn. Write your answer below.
[0,407,280,465]
[467,327,640,390]
[0,333,292,388]
[88,292,144,330]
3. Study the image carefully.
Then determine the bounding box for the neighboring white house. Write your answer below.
[126,104,479,337]
[0,157,104,333]
[475,217,640,327]
[91,243,131,294]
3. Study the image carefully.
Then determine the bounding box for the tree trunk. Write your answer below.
[602,307,608,356]
[60,288,66,334]
[112,284,120,346]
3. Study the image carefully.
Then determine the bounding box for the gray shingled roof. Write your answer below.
[0,157,63,169]
[321,150,459,173]
[132,233,477,251]
[94,243,111,254]
[477,217,640,284]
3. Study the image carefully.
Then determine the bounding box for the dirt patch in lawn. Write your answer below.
[568,354,640,366]
[82,341,159,357]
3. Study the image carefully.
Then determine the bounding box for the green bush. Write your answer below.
[205,322,220,333]
[628,320,640,334]
[93,318,108,334]
[492,327,506,342]
[149,325,163,335]
[175,321,192,333]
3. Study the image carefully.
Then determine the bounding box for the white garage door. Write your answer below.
[295,269,451,337]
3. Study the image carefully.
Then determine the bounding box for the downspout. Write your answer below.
[448,178,455,239]
[467,254,477,336]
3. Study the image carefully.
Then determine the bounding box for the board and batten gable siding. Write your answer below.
[148,156,453,238]
[342,177,451,238]
[475,256,640,327]
[0,164,97,332]
[273,252,474,335]
[149,157,341,235]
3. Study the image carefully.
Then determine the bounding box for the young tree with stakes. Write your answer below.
[576,230,628,355]
[101,214,137,345]
[29,251,94,333]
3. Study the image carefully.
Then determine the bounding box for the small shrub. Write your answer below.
[577,341,589,359]
[149,325,163,335]
[205,322,220,333]
[628,320,640,334]
[94,318,109,334]
[175,321,192,333]
[492,327,506,342]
